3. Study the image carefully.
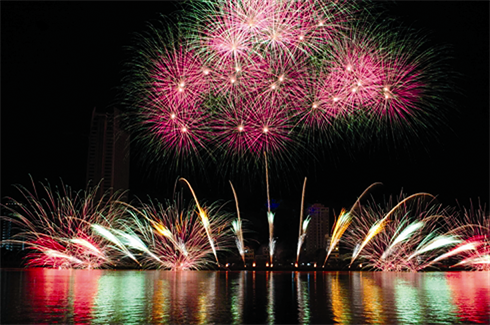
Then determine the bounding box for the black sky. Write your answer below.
[2,1,489,225]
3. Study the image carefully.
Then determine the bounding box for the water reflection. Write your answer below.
[267,271,274,324]
[331,272,354,324]
[92,270,147,323]
[295,272,310,324]
[229,271,244,324]
[360,273,386,323]
[394,274,424,324]
[446,271,490,323]
[1,269,489,324]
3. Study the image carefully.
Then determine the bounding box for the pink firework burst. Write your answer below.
[197,3,255,68]
[151,45,211,108]
[288,69,342,132]
[322,33,384,115]
[206,56,264,97]
[145,100,212,161]
[122,0,453,175]
[213,95,294,159]
[221,0,277,37]
[375,55,425,122]
[250,53,311,104]
[252,0,312,57]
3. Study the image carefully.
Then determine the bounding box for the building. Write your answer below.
[86,107,130,199]
[1,203,25,251]
[304,203,330,258]
[1,218,14,251]
[244,246,255,262]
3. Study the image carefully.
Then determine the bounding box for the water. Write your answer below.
[1,269,489,324]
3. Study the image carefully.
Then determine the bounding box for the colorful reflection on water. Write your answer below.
[1,269,489,324]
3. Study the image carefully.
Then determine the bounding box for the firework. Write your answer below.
[295,177,309,267]
[2,177,487,272]
[121,0,452,179]
[323,208,352,267]
[323,182,382,267]
[1,176,240,270]
[263,151,277,267]
[180,178,221,266]
[349,192,436,267]
[119,194,235,270]
[344,192,462,271]
[230,181,246,266]
[1,179,128,269]
[448,202,490,270]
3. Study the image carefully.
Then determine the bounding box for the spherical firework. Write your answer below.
[121,0,453,181]
[150,45,211,108]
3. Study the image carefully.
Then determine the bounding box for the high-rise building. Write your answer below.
[1,203,25,250]
[86,107,130,199]
[1,218,14,251]
[304,203,330,258]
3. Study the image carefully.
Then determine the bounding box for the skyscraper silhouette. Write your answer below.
[86,107,129,199]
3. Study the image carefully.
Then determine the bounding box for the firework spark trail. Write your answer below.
[230,181,246,266]
[447,203,490,270]
[295,177,308,267]
[232,219,245,265]
[91,224,140,265]
[350,182,383,215]
[427,239,483,267]
[455,255,490,267]
[180,178,220,267]
[154,222,188,256]
[0,179,128,269]
[264,151,275,267]
[267,210,276,267]
[119,197,234,270]
[115,202,188,266]
[350,193,442,270]
[118,202,189,261]
[323,182,382,267]
[323,208,351,267]
[350,218,389,267]
[112,228,163,264]
[408,234,461,261]
[383,193,435,221]
[381,220,425,260]
[296,216,311,267]
[69,238,107,260]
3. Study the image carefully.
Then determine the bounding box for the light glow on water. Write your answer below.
[2,269,489,324]
[330,272,352,324]
[296,272,310,324]
[395,275,423,324]
[360,274,385,323]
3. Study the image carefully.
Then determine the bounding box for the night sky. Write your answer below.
[2,1,489,238]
